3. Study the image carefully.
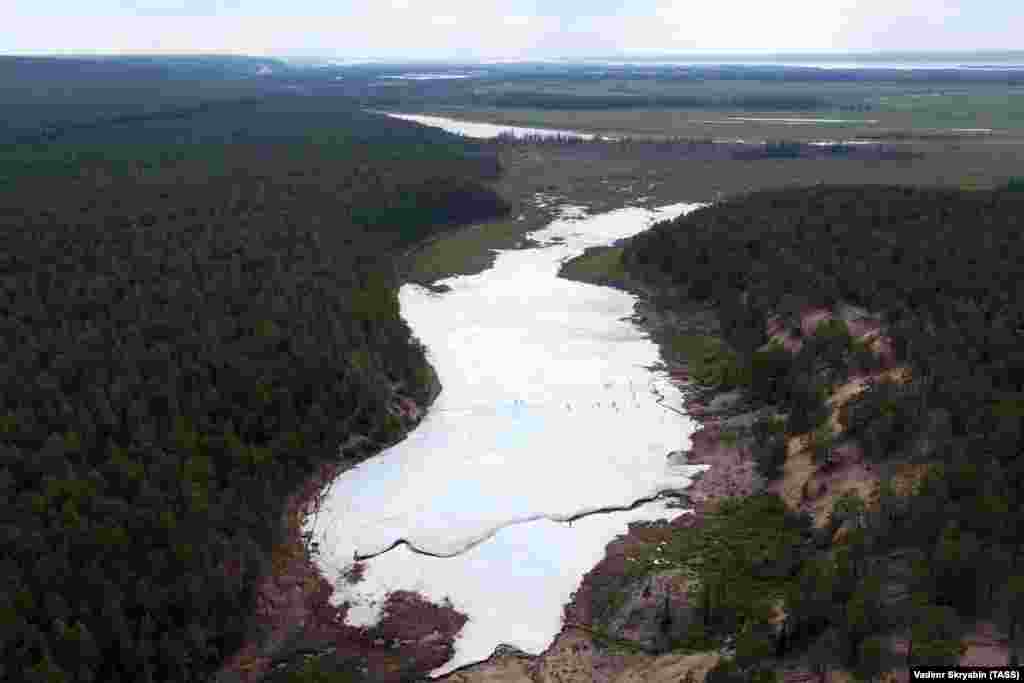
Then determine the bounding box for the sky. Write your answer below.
[4,0,1023,59]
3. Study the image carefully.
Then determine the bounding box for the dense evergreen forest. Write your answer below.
[428,91,833,112]
[0,96,508,682]
[5,53,1024,680]
[0,56,290,144]
[621,186,1024,674]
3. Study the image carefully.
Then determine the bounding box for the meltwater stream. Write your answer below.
[305,202,707,676]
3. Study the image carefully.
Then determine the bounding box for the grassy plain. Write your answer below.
[406,73,1024,138]
[402,103,1024,143]
[402,214,542,286]
[556,245,627,286]
[404,130,1024,285]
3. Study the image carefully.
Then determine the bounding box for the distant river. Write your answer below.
[378,111,603,140]
[305,201,707,675]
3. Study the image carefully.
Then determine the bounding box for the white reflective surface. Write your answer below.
[381,111,598,139]
[306,203,707,675]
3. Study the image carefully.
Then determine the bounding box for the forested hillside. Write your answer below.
[621,186,1024,673]
[625,186,1024,433]
[0,99,508,682]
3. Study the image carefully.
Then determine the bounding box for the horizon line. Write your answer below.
[5,48,1024,62]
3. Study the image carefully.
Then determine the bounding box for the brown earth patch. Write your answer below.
[889,462,931,497]
[608,651,721,683]
[799,308,834,337]
[959,621,1011,666]
[802,451,878,529]
[682,423,761,504]
[441,650,536,682]
[769,365,913,527]
[254,528,468,683]
[444,628,721,683]
[772,423,875,530]
[562,517,682,628]
[768,305,903,370]
[771,433,816,515]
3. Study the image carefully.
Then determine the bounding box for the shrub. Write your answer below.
[811,318,852,356]
[785,378,830,434]
[660,495,809,642]
[749,341,794,403]
[678,622,715,651]
[735,622,777,668]
[752,414,788,443]
[754,438,788,481]
[849,337,879,374]
[720,427,742,447]
[829,491,867,535]
[669,334,750,390]
[1002,176,1024,192]
[281,657,359,682]
[375,411,404,443]
[813,317,851,342]
[909,604,965,665]
[840,379,924,460]
[750,669,779,683]
[714,355,753,391]
[855,636,886,683]
[802,318,854,384]
[809,422,836,466]
[752,415,788,480]
[705,658,745,683]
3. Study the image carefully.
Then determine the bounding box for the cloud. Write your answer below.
[4,0,1022,57]
[568,0,1023,54]
[502,15,532,27]
[114,0,244,17]
[644,0,858,51]
[832,0,1022,50]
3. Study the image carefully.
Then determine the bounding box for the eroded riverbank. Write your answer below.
[436,269,769,683]
[213,369,471,683]
[456,243,1010,682]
